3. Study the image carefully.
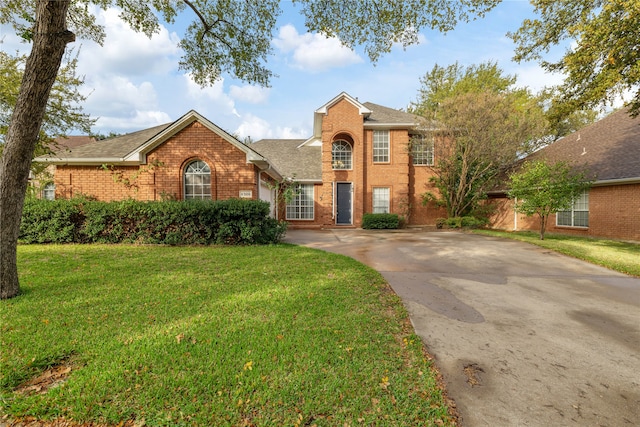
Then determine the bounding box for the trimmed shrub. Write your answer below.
[20,198,287,245]
[361,213,400,229]
[437,216,486,229]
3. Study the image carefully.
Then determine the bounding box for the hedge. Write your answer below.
[20,198,287,245]
[361,213,400,229]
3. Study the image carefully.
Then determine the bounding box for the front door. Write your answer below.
[336,182,352,225]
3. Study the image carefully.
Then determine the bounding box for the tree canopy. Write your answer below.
[412,62,548,218]
[509,0,640,120]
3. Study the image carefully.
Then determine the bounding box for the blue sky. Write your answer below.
[1,1,568,140]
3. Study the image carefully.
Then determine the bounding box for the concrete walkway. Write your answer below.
[284,229,640,426]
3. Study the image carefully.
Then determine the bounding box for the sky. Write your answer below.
[0,1,569,141]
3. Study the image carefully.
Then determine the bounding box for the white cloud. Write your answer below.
[77,7,181,77]
[273,24,362,72]
[234,113,309,141]
[229,85,270,104]
[95,110,172,132]
[183,74,240,117]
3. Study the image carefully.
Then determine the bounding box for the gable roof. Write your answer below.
[531,108,640,184]
[251,139,321,181]
[35,110,282,180]
[303,92,421,146]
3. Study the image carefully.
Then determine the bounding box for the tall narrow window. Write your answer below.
[184,160,211,200]
[372,187,390,213]
[411,134,434,166]
[42,182,55,200]
[286,184,314,220]
[332,140,352,169]
[557,190,589,227]
[373,130,389,163]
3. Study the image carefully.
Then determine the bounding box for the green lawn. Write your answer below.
[474,230,640,277]
[1,244,455,427]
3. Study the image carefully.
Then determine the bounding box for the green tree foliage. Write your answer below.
[508,159,591,240]
[0,50,94,156]
[509,0,640,121]
[0,0,501,299]
[413,62,548,218]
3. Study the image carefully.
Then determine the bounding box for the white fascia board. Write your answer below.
[592,177,640,186]
[34,156,138,166]
[315,92,371,116]
[364,122,417,129]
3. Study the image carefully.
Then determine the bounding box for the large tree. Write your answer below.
[509,0,640,121]
[412,62,548,218]
[508,159,591,240]
[0,0,500,299]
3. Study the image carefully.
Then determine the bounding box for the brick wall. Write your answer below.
[54,122,260,202]
[488,183,640,242]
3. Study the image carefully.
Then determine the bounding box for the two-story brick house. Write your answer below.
[253,92,442,227]
[39,92,444,228]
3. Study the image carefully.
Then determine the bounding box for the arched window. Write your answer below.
[42,182,55,200]
[184,160,211,200]
[332,140,352,169]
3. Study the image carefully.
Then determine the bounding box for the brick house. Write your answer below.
[488,107,640,241]
[39,92,445,228]
[37,110,283,212]
[252,92,444,227]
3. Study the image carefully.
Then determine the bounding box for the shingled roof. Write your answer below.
[362,102,420,127]
[251,139,321,181]
[531,108,640,183]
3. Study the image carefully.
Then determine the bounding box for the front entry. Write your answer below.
[336,182,352,225]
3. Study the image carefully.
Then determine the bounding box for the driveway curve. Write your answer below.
[284,229,640,426]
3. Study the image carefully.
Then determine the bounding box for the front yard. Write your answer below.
[1,244,455,426]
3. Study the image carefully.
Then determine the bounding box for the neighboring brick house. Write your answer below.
[488,107,640,241]
[252,92,444,227]
[36,110,282,211]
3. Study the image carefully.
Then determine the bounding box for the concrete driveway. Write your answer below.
[284,229,640,426]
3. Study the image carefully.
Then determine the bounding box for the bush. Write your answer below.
[436,216,486,229]
[20,198,287,245]
[361,213,400,229]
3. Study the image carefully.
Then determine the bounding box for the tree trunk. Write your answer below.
[539,214,547,240]
[0,1,74,299]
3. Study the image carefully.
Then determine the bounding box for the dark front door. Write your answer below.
[336,182,352,225]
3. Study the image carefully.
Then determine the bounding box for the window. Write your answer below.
[286,184,314,220]
[372,187,390,213]
[557,190,589,227]
[373,130,389,163]
[42,183,55,200]
[184,160,211,200]
[411,134,434,166]
[332,140,352,169]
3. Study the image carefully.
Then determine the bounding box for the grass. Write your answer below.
[1,244,454,427]
[474,230,640,277]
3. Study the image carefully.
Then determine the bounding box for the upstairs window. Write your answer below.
[557,190,589,227]
[332,140,352,169]
[373,130,389,163]
[411,134,434,166]
[184,160,211,200]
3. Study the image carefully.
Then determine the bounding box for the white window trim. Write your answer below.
[373,130,390,163]
[372,187,390,214]
[331,140,353,170]
[286,183,314,220]
[556,190,589,228]
[184,160,212,200]
[411,134,434,166]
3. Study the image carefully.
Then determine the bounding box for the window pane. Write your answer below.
[332,140,352,169]
[184,160,211,200]
[373,130,389,163]
[286,184,314,220]
[411,135,434,166]
[556,190,589,227]
[42,183,55,200]
[372,187,390,213]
